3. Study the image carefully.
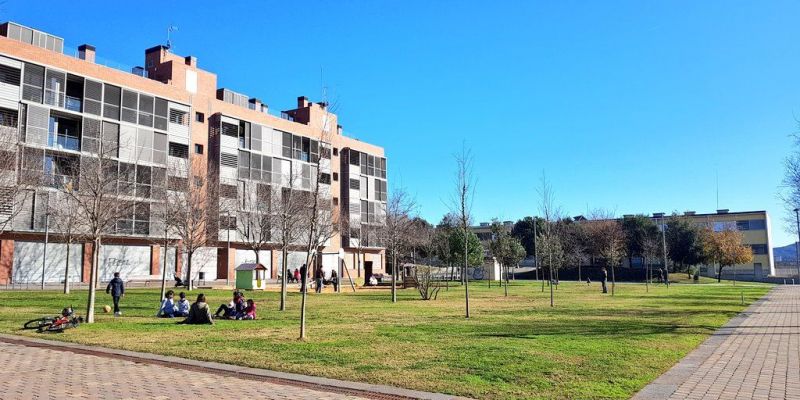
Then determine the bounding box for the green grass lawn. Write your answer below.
[0,280,771,399]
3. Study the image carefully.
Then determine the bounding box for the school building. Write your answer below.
[0,21,387,287]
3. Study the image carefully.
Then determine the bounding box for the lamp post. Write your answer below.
[794,208,800,282]
[40,212,50,290]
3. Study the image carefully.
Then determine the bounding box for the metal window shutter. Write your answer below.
[24,104,48,145]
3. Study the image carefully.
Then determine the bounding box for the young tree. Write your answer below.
[665,214,707,277]
[436,213,460,287]
[380,187,416,303]
[585,211,625,296]
[448,228,483,280]
[536,173,564,305]
[559,218,588,282]
[48,186,85,294]
[621,215,660,290]
[165,157,217,291]
[703,228,753,283]
[490,226,525,297]
[64,138,132,323]
[273,177,305,311]
[298,100,339,340]
[450,146,475,318]
[412,220,442,300]
[511,216,541,258]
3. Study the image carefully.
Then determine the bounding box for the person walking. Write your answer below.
[331,270,339,292]
[106,272,125,316]
[299,264,307,293]
[315,267,324,293]
[600,267,608,294]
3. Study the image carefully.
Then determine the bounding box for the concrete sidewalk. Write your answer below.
[0,333,469,400]
[632,286,800,400]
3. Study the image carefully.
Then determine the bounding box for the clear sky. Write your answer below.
[4,1,800,245]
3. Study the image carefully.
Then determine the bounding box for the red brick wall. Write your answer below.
[0,239,14,285]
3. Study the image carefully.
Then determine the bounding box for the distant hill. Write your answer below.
[773,243,798,262]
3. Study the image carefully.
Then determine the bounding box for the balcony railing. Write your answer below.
[48,133,81,152]
[65,96,82,112]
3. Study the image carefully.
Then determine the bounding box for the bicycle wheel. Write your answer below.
[23,317,54,330]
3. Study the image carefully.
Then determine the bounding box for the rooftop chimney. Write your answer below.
[297,96,310,108]
[184,55,197,67]
[78,44,95,63]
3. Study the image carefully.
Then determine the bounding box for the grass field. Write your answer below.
[0,280,771,399]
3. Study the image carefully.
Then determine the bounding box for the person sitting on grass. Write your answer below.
[214,290,244,319]
[157,290,177,318]
[238,299,257,320]
[180,294,213,325]
[176,292,190,317]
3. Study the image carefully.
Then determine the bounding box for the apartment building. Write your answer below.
[0,21,387,286]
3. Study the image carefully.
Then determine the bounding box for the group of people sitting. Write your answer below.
[156,290,190,318]
[157,290,256,325]
[213,290,257,320]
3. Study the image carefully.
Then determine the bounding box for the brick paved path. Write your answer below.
[634,286,800,400]
[0,340,371,400]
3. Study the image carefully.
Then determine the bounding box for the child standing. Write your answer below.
[106,272,125,316]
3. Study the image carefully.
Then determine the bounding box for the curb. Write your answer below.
[0,333,470,400]
[629,287,775,400]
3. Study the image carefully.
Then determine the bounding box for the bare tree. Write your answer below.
[64,136,132,323]
[234,181,272,268]
[585,210,625,296]
[273,171,305,311]
[165,157,217,291]
[298,101,338,340]
[450,145,475,318]
[381,187,416,303]
[48,186,85,294]
[0,108,34,235]
[537,173,564,306]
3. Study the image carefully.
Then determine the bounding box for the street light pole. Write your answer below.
[794,208,800,282]
[41,212,50,290]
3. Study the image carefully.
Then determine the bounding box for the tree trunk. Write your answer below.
[279,247,288,311]
[86,237,101,323]
[299,253,313,340]
[254,249,260,266]
[464,228,470,319]
[611,262,616,296]
[187,252,194,291]
[504,265,509,297]
[63,243,70,294]
[549,266,554,307]
[391,251,397,303]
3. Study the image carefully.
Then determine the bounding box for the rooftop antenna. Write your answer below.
[166,25,178,50]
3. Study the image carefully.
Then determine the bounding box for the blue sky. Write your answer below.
[5,1,800,245]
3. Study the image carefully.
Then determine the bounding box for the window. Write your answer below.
[319,173,331,185]
[154,98,168,131]
[168,142,188,158]
[136,165,151,198]
[221,122,238,137]
[194,144,204,154]
[333,172,338,181]
[22,63,44,103]
[121,90,138,124]
[333,147,338,157]
[349,149,360,166]
[748,219,766,230]
[195,112,204,123]
[194,177,202,188]
[220,184,237,199]
[220,152,237,167]
[0,64,21,86]
[102,84,121,120]
[349,178,360,190]
[751,244,768,255]
[138,95,154,127]
[169,109,189,125]
[333,197,339,206]
[48,113,81,151]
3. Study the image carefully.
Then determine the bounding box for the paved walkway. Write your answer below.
[634,286,800,400]
[0,335,464,400]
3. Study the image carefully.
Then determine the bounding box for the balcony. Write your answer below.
[65,96,82,112]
